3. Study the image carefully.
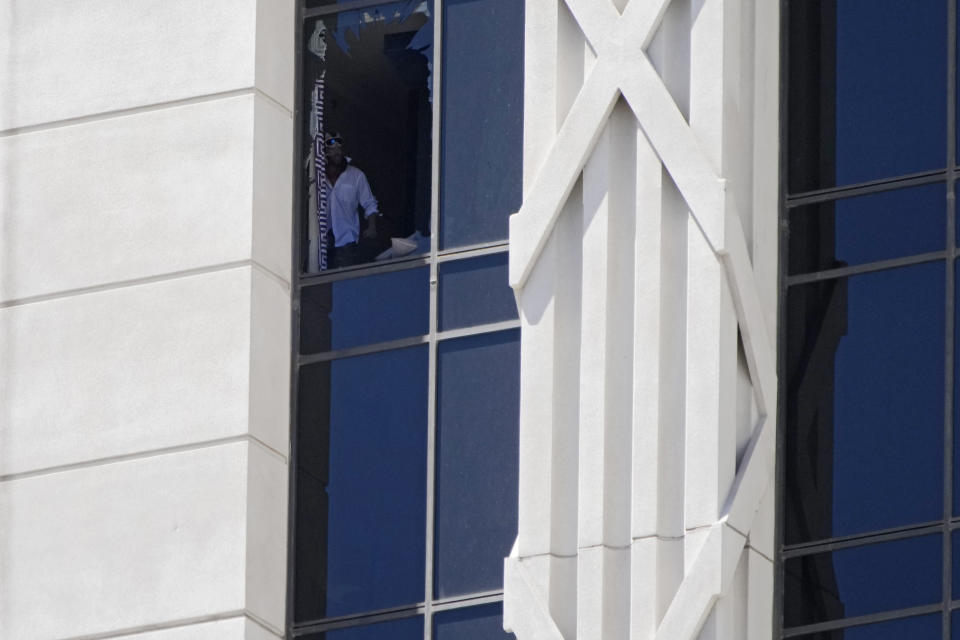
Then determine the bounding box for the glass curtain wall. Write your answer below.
[780,1,960,638]
[289,1,523,638]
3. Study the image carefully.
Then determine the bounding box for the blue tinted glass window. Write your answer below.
[302,616,424,640]
[791,613,940,639]
[952,610,960,640]
[787,0,946,192]
[301,267,430,353]
[438,253,517,331]
[435,330,520,597]
[788,184,945,275]
[433,603,514,639]
[784,263,945,545]
[440,0,524,249]
[783,535,942,628]
[297,347,428,618]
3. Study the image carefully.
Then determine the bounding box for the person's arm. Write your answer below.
[358,170,381,239]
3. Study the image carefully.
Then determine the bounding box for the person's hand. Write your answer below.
[363,215,378,240]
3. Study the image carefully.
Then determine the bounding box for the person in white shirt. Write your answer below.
[323,132,381,268]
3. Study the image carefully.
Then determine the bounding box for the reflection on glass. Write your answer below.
[435,330,519,597]
[433,603,515,639]
[294,347,428,621]
[783,534,941,628]
[438,253,517,331]
[790,613,940,639]
[784,263,944,545]
[788,183,945,275]
[440,0,523,249]
[301,1,434,272]
[301,267,430,354]
[302,616,424,640]
[787,0,946,193]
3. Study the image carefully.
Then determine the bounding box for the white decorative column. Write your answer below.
[0,1,293,638]
[504,0,779,638]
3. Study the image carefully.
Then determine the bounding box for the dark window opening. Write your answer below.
[300,3,434,273]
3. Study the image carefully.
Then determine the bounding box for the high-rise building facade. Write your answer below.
[12,0,947,639]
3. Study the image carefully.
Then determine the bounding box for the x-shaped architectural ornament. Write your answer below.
[507,0,778,637]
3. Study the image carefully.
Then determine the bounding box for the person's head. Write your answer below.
[324,131,345,164]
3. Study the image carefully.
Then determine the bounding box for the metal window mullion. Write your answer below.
[424,0,444,637]
[784,168,948,208]
[781,520,946,558]
[298,334,431,365]
[781,603,945,638]
[292,592,506,636]
[301,254,432,285]
[945,2,957,637]
[304,0,410,19]
[294,605,426,636]
[287,2,307,637]
[773,0,789,637]
[785,251,948,286]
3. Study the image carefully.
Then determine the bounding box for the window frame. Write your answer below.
[776,0,960,637]
[286,1,522,637]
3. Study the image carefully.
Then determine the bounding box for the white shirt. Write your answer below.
[326,164,379,247]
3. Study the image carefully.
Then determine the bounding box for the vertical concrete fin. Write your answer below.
[508,0,779,637]
[576,107,612,640]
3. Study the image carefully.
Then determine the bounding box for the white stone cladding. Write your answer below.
[0,1,294,638]
[504,0,779,638]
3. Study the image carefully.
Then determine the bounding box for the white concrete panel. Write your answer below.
[684,218,737,530]
[578,119,610,549]
[516,232,560,557]
[0,268,252,476]
[244,443,288,631]
[698,546,747,640]
[246,619,284,640]
[746,550,773,640]
[252,95,294,284]
[630,537,658,638]
[255,0,296,111]
[0,0,256,131]
[249,267,291,456]
[0,443,249,640]
[0,96,255,303]
[576,546,602,640]
[547,555,578,640]
[550,184,584,560]
[747,476,774,560]
[522,0,559,195]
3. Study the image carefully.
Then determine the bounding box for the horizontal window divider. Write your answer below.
[431,590,504,611]
[783,603,942,638]
[782,603,943,638]
[295,241,510,289]
[299,334,430,365]
[786,251,947,286]
[437,319,520,342]
[299,254,431,287]
[781,520,944,559]
[291,591,505,635]
[303,0,406,19]
[786,169,948,208]
[437,241,509,262]
[293,603,425,635]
